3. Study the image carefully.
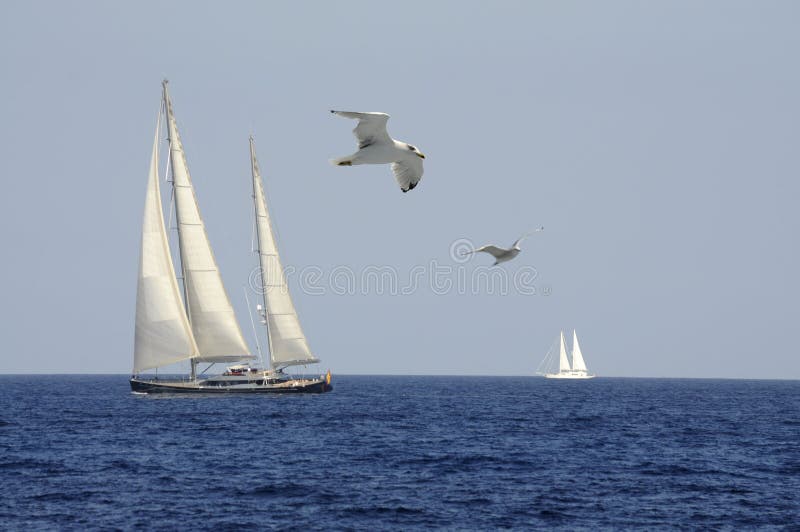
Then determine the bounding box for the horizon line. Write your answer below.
[0,372,797,382]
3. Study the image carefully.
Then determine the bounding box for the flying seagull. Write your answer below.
[464,227,545,265]
[330,110,426,193]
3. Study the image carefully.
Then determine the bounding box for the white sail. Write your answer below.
[558,330,571,372]
[250,137,318,368]
[133,117,200,374]
[162,82,252,362]
[571,330,588,372]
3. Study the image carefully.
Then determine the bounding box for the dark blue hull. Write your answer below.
[130,378,332,394]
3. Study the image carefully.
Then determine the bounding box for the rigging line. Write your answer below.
[167,187,176,232]
[536,335,558,375]
[164,137,175,231]
[551,335,560,372]
[251,213,257,254]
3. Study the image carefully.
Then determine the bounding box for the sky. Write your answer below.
[0,1,798,378]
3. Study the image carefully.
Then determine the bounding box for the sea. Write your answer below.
[0,375,798,530]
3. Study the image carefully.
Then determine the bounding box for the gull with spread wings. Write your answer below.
[464,227,545,265]
[330,110,426,193]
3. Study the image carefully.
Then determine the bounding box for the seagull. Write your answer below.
[330,110,426,193]
[464,227,545,265]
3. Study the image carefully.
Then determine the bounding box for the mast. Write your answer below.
[133,106,199,375]
[249,137,319,369]
[161,80,197,380]
[250,136,274,371]
[558,331,571,373]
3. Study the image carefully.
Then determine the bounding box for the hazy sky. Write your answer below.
[1,1,798,378]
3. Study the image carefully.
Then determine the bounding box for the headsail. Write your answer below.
[133,116,200,374]
[250,137,319,368]
[558,330,571,372]
[162,81,252,362]
[571,330,588,372]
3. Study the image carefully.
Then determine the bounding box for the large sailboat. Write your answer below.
[539,330,595,379]
[130,81,331,393]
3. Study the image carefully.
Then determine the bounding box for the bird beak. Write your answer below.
[417,152,426,159]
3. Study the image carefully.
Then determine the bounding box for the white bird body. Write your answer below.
[347,139,407,164]
[466,227,544,265]
[330,110,425,193]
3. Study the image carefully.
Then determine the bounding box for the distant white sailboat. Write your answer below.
[539,330,595,379]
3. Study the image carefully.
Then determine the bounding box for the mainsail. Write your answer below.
[133,116,199,374]
[250,137,318,368]
[571,330,588,372]
[558,330,571,373]
[162,82,252,362]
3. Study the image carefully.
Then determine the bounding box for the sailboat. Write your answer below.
[540,330,595,379]
[130,81,331,393]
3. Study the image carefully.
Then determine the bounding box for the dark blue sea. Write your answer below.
[1,376,798,530]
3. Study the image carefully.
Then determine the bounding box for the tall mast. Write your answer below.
[249,137,317,369]
[162,79,197,381]
[250,136,274,370]
[133,105,200,375]
[558,330,570,373]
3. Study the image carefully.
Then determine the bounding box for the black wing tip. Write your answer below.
[401,181,419,193]
[330,109,337,114]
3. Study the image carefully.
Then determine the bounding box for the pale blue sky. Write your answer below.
[1,1,798,377]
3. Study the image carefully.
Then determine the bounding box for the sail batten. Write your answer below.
[133,116,200,374]
[162,82,252,361]
[250,137,318,368]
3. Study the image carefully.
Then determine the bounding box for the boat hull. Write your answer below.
[130,377,332,394]
[544,373,595,379]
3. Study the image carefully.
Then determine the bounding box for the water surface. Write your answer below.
[1,375,798,529]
